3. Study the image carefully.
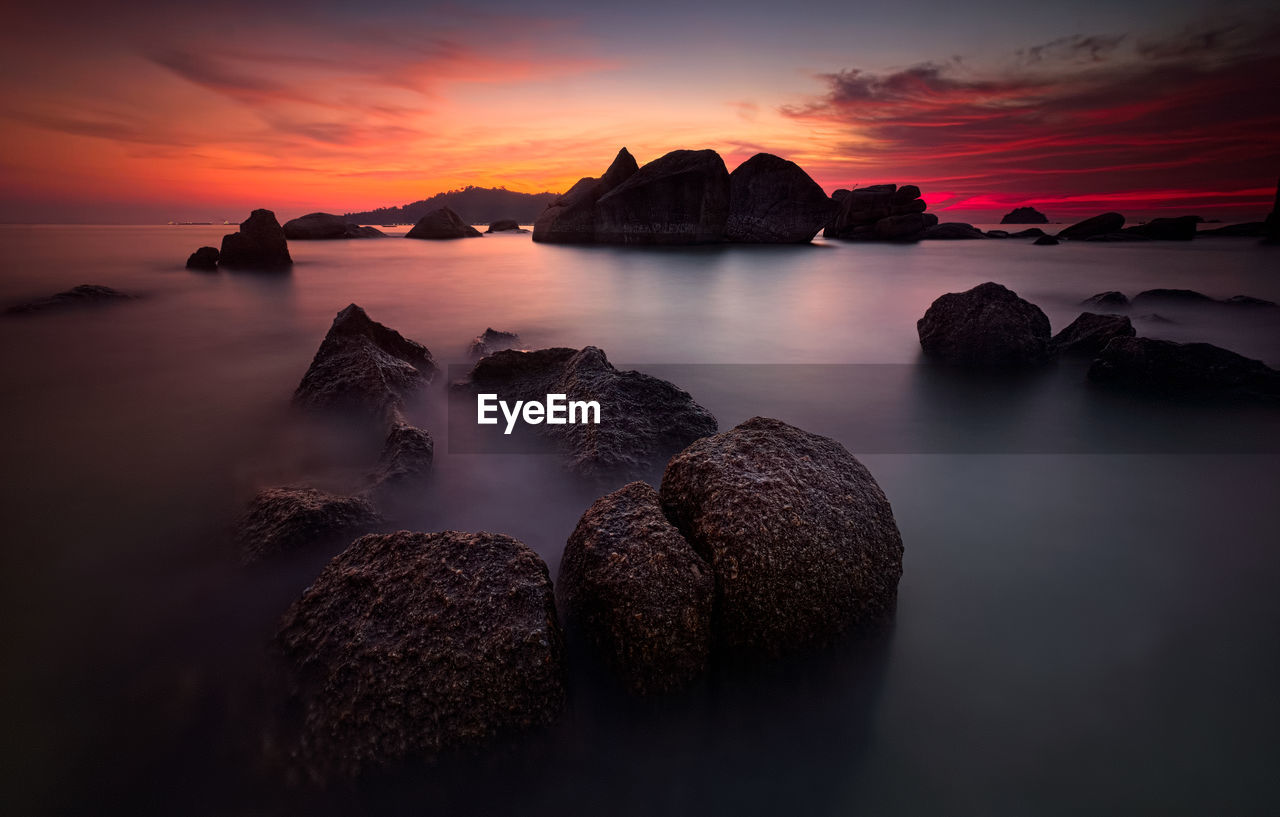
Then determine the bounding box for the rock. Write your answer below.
[1130,289,1216,309]
[1082,291,1130,309]
[469,327,521,358]
[1137,313,1174,324]
[892,184,922,202]
[6,284,135,315]
[1010,228,1048,238]
[923,222,986,240]
[594,149,731,244]
[405,207,483,239]
[237,487,380,565]
[558,482,713,694]
[485,219,526,233]
[1057,212,1125,240]
[824,183,934,241]
[659,417,903,658]
[724,153,836,243]
[1266,178,1279,243]
[185,246,220,270]
[875,212,938,241]
[985,230,1011,239]
[219,209,292,269]
[1200,222,1266,237]
[1223,295,1278,309]
[917,281,1052,366]
[1084,232,1148,242]
[293,304,438,425]
[1001,206,1049,224]
[283,213,384,240]
[533,148,639,244]
[459,346,717,479]
[366,417,434,499]
[1088,337,1280,399]
[1121,216,1198,241]
[1033,235,1060,245]
[276,530,565,777]
[1051,312,1135,355]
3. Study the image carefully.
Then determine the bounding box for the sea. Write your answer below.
[1,223,1278,815]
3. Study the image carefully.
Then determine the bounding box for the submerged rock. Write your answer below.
[1130,289,1217,309]
[1033,235,1060,245]
[219,209,292,269]
[1082,291,1130,310]
[405,207,482,239]
[595,149,731,244]
[923,222,986,240]
[985,230,1011,239]
[533,148,639,244]
[659,417,903,658]
[276,530,565,778]
[1009,227,1048,238]
[917,282,1052,366]
[1223,295,1279,309]
[1001,206,1049,224]
[6,284,135,314]
[1199,222,1266,237]
[283,212,384,240]
[559,481,713,694]
[1089,337,1280,399]
[293,304,438,425]
[485,219,526,233]
[468,327,521,358]
[1051,312,1135,355]
[185,246,220,270]
[237,487,380,565]
[1057,212,1124,241]
[724,153,835,243]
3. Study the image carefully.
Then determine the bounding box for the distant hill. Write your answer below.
[344,186,561,225]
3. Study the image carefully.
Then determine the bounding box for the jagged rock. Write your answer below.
[1051,312,1135,355]
[6,284,135,315]
[1010,228,1048,238]
[533,148,639,244]
[485,219,526,233]
[1089,337,1280,399]
[1122,216,1198,241]
[219,209,292,269]
[1034,235,1060,245]
[724,153,836,243]
[558,482,713,694]
[917,282,1052,366]
[1001,206,1049,224]
[283,213,384,239]
[237,487,380,565]
[468,327,521,358]
[1082,291,1130,309]
[293,304,438,425]
[185,246,220,270]
[594,149,730,244]
[405,207,482,239]
[366,417,434,499]
[276,530,565,778]
[659,417,903,658]
[923,222,986,240]
[1057,212,1125,240]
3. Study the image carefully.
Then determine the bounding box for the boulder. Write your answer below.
[594,149,731,244]
[293,304,438,425]
[824,183,933,241]
[283,213,384,239]
[276,530,565,777]
[533,148,639,244]
[1223,295,1279,309]
[1200,222,1266,237]
[923,222,986,240]
[237,487,380,565]
[985,230,1011,239]
[875,212,938,241]
[1082,291,1130,310]
[185,246,220,270]
[6,284,134,315]
[724,153,836,243]
[659,417,903,658]
[1057,212,1124,241]
[1001,206,1049,224]
[1088,337,1280,399]
[218,209,292,269]
[485,219,526,233]
[405,207,482,239]
[1121,216,1198,241]
[1034,235,1060,245]
[1051,312,1135,355]
[468,327,521,358]
[1010,228,1047,238]
[558,482,713,694]
[366,417,434,499]
[917,282,1052,366]
[1130,289,1216,309]
[458,346,717,479]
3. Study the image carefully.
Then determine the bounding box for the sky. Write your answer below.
[1,0,1277,223]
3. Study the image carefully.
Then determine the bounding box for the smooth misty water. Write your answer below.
[1,225,1278,816]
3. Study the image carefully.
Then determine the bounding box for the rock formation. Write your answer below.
[823,184,936,242]
[5,284,135,314]
[405,207,483,239]
[917,282,1053,366]
[237,487,380,565]
[923,222,986,240]
[219,209,293,269]
[485,219,525,233]
[1056,212,1124,241]
[1089,338,1280,399]
[1001,206,1049,224]
[1121,216,1198,241]
[283,213,384,239]
[1051,312,1135,356]
[468,328,521,358]
[185,246,220,270]
[594,149,731,244]
[1082,291,1130,309]
[533,148,639,244]
[724,153,836,243]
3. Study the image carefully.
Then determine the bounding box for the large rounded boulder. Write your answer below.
[594,149,730,244]
[917,281,1052,366]
[659,417,903,658]
[724,153,836,243]
[219,209,292,269]
[405,207,482,239]
[559,481,714,694]
[276,530,566,778]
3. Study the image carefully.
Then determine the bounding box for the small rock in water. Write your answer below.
[405,207,483,239]
[923,222,986,240]
[469,327,522,358]
[219,209,292,269]
[6,284,135,314]
[1089,337,1280,400]
[185,246,220,270]
[1082,291,1130,309]
[917,281,1052,366]
[237,486,381,565]
[1057,212,1124,240]
[283,212,384,239]
[1001,206,1049,224]
[1051,312,1135,356]
[1034,235,1059,245]
[485,219,526,233]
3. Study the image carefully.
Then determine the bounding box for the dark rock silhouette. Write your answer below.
[594,149,730,244]
[406,207,483,239]
[1089,337,1280,399]
[985,229,1011,239]
[724,153,836,243]
[344,186,559,227]
[1200,221,1267,237]
[485,219,526,233]
[1051,312,1135,355]
[1266,178,1280,243]
[1010,228,1048,238]
[1034,235,1060,245]
[533,148,639,244]
[468,327,521,358]
[659,417,903,658]
[185,246,219,270]
[1082,291,1130,309]
[1057,212,1124,241]
[923,222,986,240]
[1122,216,1198,241]
[1131,289,1217,309]
[1001,206,1049,224]
[283,212,384,239]
[824,183,935,241]
[6,284,134,315]
[917,282,1052,366]
[219,209,292,269]
[366,416,434,500]
[1223,295,1278,309]
[237,487,380,565]
[276,530,565,778]
[558,481,713,694]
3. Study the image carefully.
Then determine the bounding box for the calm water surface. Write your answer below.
[1,225,1278,815]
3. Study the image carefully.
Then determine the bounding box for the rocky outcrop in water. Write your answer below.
[1057,212,1124,241]
[468,327,521,358]
[1010,228,1048,238]
[6,284,135,315]
[559,482,714,694]
[1082,291,1130,309]
[237,487,381,565]
[1051,312,1135,356]
[1265,178,1280,244]
[219,209,293,269]
[405,207,482,239]
[1001,206,1049,224]
[594,149,731,245]
[917,282,1052,366]
[365,415,434,500]
[1089,337,1280,399]
[533,148,640,244]
[185,246,220,270]
[923,222,986,240]
[1122,216,1198,241]
[276,530,565,778]
[283,213,384,239]
[724,153,836,243]
[1033,235,1059,245]
[485,219,525,233]
[1130,289,1216,309]
[823,183,936,242]
[1200,222,1267,237]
